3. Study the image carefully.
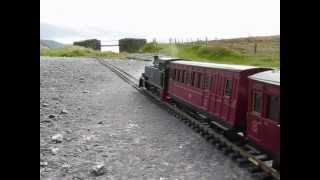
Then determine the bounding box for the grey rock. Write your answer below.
[40,161,48,167]
[91,162,106,176]
[51,147,59,155]
[51,134,63,143]
[60,109,69,114]
[61,163,71,172]
[43,103,49,107]
[66,130,72,134]
[83,90,89,93]
[65,137,72,142]
[75,148,82,153]
[41,119,51,123]
[48,114,56,118]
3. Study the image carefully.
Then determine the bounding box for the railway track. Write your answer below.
[97,58,280,180]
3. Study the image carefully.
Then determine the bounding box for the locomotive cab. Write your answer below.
[139,56,182,100]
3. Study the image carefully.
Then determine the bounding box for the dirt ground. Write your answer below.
[40,57,254,180]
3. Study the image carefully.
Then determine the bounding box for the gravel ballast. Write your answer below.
[40,56,254,180]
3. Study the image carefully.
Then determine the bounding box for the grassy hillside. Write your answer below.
[40,45,127,59]
[143,35,280,67]
[40,39,65,49]
[208,35,279,58]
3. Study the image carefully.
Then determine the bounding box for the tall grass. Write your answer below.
[40,46,127,59]
[141,36,279,67]
[153,44,279,67]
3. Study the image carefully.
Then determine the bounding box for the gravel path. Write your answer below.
[40,56,254,180]
[107,59,153,80]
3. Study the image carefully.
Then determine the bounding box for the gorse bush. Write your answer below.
[201,46,242,57]
[185,45,242,58]
[141,43,162,53]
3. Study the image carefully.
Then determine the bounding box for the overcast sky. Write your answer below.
[40,0,280,42]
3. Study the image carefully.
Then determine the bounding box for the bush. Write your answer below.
[40,46,126,59]
[141,43,162,53]
[198,46,242,58]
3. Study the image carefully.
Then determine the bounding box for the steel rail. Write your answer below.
[96,58,280,180]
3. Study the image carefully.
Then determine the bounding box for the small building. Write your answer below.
[73,39,101,51]
[119,38,147,53]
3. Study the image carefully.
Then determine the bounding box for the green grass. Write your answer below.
[40,45,127,59]
[141,42,162,53]
[156,44,279,67]
[142,36,280,68]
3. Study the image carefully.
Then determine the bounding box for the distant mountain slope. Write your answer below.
[40,22,145,43]
[207,35,280,57]
[209,35,280,44]
[40,22,83,40]
[40,39,65,49]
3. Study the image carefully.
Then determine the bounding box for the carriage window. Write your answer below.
[186,72,190,84]
[191,72,195,86]
[210,76,215,90]
[172,69,176,80]
[204,75,211,89]
[197,73,202,88]
[177,70,181,82]
[181,70,185,83]
[224,80,232,96]
[266,96,280,121]
[175,70,178,81]
[252,92,262,113]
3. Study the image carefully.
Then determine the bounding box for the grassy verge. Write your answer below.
[40,45,127,59]
[141,42,279,68]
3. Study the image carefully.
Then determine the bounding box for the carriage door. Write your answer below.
[247,91,263,143]
[261,92,280,154]
[221,77,233,122]
[202,72,211,110]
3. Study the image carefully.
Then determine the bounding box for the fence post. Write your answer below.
[205,36,208,47]
[254,43,257,55]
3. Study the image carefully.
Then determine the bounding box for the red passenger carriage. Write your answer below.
[167,60,271,131]
[246,70,280,166]
[139,56,280,170]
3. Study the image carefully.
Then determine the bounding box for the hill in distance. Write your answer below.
[40,39,65,49]
[40,22,83,40]
[207,35,280,57]
[40,22,145,44]
[150,35,280,67]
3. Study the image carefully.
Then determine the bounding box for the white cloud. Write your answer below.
[40,0,279,42]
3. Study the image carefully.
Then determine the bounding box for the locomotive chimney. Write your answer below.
[153,55,160,66]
